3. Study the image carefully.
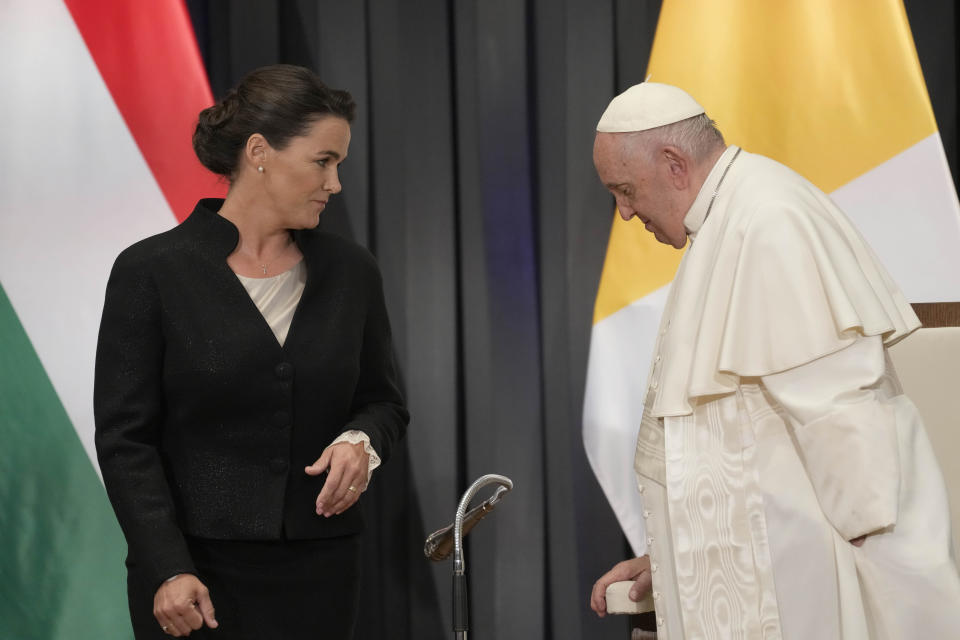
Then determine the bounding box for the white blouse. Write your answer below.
[235,260,306,346]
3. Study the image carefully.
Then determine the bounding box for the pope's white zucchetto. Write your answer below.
[596,82,705,133]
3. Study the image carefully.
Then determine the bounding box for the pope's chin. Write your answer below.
[651,228,686,250]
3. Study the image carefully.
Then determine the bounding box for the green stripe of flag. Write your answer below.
[0,284,132,639]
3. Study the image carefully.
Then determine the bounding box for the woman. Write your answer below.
[94,65,408,639]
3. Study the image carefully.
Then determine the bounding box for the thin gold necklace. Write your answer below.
[239,237,294,276]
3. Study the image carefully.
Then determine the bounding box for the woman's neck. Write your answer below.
[218,186,290,258]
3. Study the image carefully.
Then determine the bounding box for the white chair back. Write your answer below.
[889,327,960,557]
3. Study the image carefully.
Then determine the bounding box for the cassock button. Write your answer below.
[653,591,660,600]
[651,562,658,573]
[647,536,654,546]
[275,362,294,380]
[643,510,651,519]
[637,484,645,494]
[655,354,662,363]
[657,617,664,627]
[651,380,658,390]
[269,458,288,474]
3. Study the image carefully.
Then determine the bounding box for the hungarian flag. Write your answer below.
[583,0,960,555]
[0,0,223,636]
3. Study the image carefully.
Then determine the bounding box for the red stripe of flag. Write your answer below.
[64,0,226,222]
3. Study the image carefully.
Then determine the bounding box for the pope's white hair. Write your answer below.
[629,113,726,163]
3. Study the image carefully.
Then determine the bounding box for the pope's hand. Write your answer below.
[154,574,217,637]
[590,556,652,618]
[306,441,370,517]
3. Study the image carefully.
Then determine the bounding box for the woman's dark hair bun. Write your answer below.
[193,91,243,176]
[192,65,355,179]
[198,89,240,129]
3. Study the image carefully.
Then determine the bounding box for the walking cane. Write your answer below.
[423,474,513,640]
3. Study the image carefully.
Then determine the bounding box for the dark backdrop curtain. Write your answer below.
[184,2,958,639]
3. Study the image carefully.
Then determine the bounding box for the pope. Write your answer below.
[588,82,960,638]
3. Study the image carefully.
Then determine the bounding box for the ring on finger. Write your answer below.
[347,485,357,493]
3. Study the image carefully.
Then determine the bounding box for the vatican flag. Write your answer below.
[0,1,223,636]
[583,0,960,555]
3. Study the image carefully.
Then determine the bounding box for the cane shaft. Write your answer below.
[453,573,469,633]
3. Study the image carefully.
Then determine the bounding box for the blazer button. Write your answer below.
[269,458,288,474]
[273,410,290,428]
[275,362,294,380]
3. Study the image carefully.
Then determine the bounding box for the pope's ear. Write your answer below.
[662,147,689,189]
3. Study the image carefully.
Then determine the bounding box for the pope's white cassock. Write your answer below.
[635,144,960,638]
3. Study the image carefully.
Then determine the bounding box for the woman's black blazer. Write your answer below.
[94,199,408,590]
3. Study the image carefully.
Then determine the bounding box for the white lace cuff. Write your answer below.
[331,430,381,487]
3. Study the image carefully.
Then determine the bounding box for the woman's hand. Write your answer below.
[590,556,652,618]
[154,574,218,637]
[305,441,370,517]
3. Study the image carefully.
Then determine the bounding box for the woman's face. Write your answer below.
[261,116,351,229]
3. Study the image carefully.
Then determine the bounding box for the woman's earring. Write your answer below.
[258,165,264,173]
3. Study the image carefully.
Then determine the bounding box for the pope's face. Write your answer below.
[261,116,351,229]
[593,132,688,248]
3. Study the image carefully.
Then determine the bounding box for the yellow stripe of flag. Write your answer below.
[594,0,937,324]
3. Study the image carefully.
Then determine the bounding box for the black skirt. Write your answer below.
[127,534,361,640]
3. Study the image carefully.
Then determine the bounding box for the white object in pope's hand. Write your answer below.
[604,581,655,614]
